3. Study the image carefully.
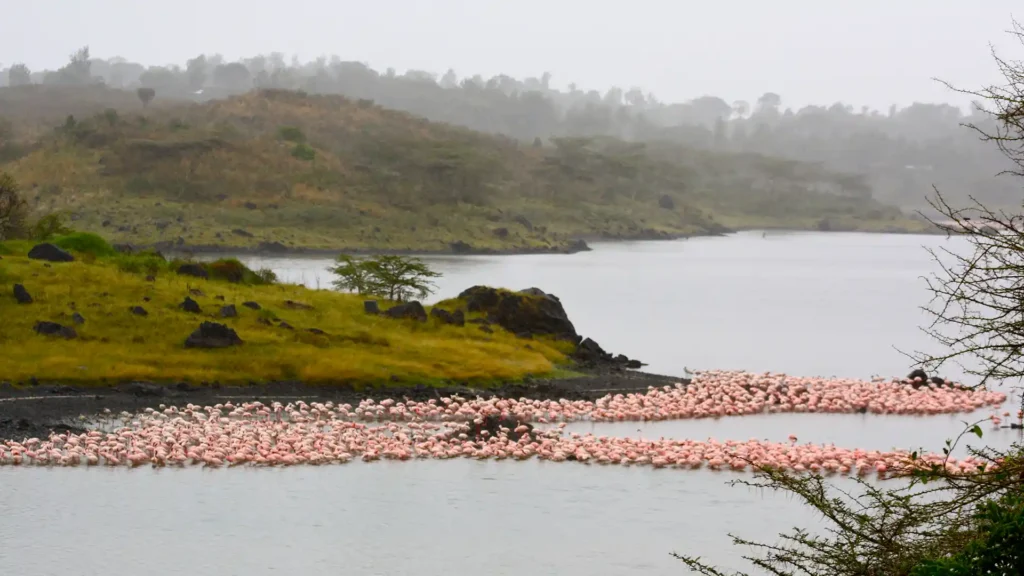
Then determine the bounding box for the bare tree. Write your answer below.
[911,20,1024,386]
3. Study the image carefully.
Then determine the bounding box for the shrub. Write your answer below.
[291,143,316,161]
[30,213,73,241]
[53,232,115,257]
[277,126,306,143]
[205,258,273,285]
[256,268,278,284]
[115,252,166,275]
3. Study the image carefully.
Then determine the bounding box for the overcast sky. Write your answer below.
[2,0,1019,110]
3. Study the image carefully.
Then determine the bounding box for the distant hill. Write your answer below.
[0,88,930,253]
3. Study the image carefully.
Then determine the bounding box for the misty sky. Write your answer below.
[3,0,1020,110]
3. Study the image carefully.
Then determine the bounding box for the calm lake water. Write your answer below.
[1,231,1020,576]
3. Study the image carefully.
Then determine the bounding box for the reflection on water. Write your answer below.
[3,232,1020,576]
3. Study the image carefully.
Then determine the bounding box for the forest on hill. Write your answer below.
[0,84,924,252]
[2,48,1011,213]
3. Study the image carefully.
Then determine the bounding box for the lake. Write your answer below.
[1,231,1020,576]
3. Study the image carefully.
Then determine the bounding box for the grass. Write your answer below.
[0,240,570,386]
[0,88,932,253]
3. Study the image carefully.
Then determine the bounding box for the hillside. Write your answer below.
[0,238,568,385]
[0,88,931,253]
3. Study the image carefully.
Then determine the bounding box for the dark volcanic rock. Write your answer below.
[180,296,202,313]
[364,300,380,315]
[130,306,148,316]
[184,322,243,349]
[284,300,313,310]
[478,325,494,334]
[13,283,32,304]
[566,239,590,253]
[457,286,577,340]
[492,227,509,238]
[27,243,74,262]
[257,241,288,253]
[176,263,208,279]
[242,301,261,310]
[231,228,254,238]
[460,414,534,442]
[71,312,85,325]
[33,321,77,339]
[658,194,675,209]
[514,215,533,231]
[384,301,428,322]
[430,307,462,325]
[278,321,294,330]
[219,304,237,318]
[450,240,473,254]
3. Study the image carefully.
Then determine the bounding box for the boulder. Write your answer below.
[284,300,313,310]
[257,241,288,253]
[566,239,590,253]
[176,263,208,279]
[33,321,77,339]
[457,286,577,340]
[384,301,428,322]
[13,284,32,304]
[180,297,202,313]
[232,228,254,238]
[364,300,380,315]
[219,304,237,318]
[575,338,611,362]
[27,243,74,263]
[242,301,261,310]
[184,322,243,349]
[71,312,85,325]
[130,306,148,316]
[460,414,534,442]
[658,194,675,209]
[450,240,473,254]
[492,227,509,238]
[430,307,464,326]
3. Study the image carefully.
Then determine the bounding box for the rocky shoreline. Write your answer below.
[0,368,686,442]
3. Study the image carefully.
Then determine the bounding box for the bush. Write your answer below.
[53,232,115,257]
[202,258,274,285]
[256,268,278,284]
[277,126,306,143]
[0,171,28,241]
[115,252,166,276]
[291,143,316,161]
[30,213,73,241]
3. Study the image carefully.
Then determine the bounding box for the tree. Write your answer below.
[0,172,28,240]
[330,254,441,301]
[673,20,1024,576]
[756,92,782,114]
[212,62,252,92]
[136,87,156,108]
[186,55,208,91]
[7,63,30,86]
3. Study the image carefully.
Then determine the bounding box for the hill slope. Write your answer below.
[1,89,931,253]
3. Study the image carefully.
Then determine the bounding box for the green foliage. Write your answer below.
[911,492,1024,576]
[52,232,115,256]
[330,254,441,301]
[291,142,316,161]
[30,213,73,241]
[202,258,273,285]
[277,126,305,143]
[114,252,166,276]
[0,171,28,241]
[256,267,278,284]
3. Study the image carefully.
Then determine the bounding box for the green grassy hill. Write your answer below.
[1,88,931,253]
[0,238,568,385]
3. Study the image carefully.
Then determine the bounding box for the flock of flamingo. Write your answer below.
[0,370,1016,477]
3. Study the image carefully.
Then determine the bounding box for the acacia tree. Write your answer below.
[673,21,1024,576]
[330,254,441,301]
[136,87,156,108]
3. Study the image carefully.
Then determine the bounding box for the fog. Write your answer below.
[2,0,1019,110]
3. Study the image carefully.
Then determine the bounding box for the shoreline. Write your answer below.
[144,225,942,259]
[0,369,685,442]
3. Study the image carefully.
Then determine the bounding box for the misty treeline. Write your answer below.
[3,47,1017,212]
